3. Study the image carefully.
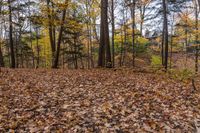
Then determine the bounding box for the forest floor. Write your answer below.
[0,68,200,132]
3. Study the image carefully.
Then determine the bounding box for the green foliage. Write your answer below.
[168,68,194,81]
[114,33,150,55]
[135,43,148,54]
[135,37,149,54]
[136,37,149,45]
[151,55,162,67]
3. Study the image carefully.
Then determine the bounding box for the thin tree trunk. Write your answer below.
[52,2,67,68]
[131,1,136,67]
[163,0,169,70]
[8,0,15,68]
[46,0,56,67]
[184,14,188,68]
[0,43,4,67]
[139,6,145,36]
[0,5,4,67]
[195,0,199,73]
[122,9,127,66]
[89,26,94,68]
[28,0,35,68]
[111,0,115,67]
[92,18,100,43]
[170,35,173,69]
[36,29,40,68]
[87,24,90,69]
[161,25,165,66]
[170,14,175,69]
[120,26,124,66]
[74,35,78,69]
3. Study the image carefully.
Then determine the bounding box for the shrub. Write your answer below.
[151,55,162,67]
[168,68,194,81]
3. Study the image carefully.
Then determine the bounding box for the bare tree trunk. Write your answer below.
[85,0,94,68]
[131,0,136,67]
[98,0,112,68]
[195,0,199,73]
[111,0,115,67]
[139,5,145,36]
[86,23,90,69]
[0,44,4,67]
[98,0,105,67]
[90,27,94,68]
[161,25,165,66]
[170,14,175,69]
[122,8,127,66]
[8,0,15,68]
[36,29,40,68]
[74,35,78,69]
[0,5,4,67]
[15,28,19,68]
[46,0,56,67]
[170,35,173,69]
[163,0,169,70]
[28,0,35,68]
[120,27,123,67]
[104,1,112,68]
[53,2,67,68]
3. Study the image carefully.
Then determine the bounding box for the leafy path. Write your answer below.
[0,69,200,132]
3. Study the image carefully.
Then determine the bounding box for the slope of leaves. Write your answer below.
[0,69,200,132]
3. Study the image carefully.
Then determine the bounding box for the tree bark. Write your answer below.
[0,44,4,67]
[111,0,115,67]
[52,2,67,68]
[8,0,15,68]
[195,0,199,73]
[0,6,4,67]
[131,0,136,67]
[162,0,169,70]
[36,29,40,68]
[28,0,35,68]
[46,0,56,67]
[98,0,112,68]
[161,25,165,66]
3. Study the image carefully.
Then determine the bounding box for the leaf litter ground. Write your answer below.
[0,69,200,132]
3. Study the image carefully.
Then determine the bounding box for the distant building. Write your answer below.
[145,30,162,46]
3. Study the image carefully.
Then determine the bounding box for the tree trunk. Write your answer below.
[8,0,15,68]
[120,27,124,66]
[28,0,35,68]
[111,0,115,67]
[139,5,145,36]
[170,14,175,69]
[52,2,67,68]
[98,0,105,67]
[195,0,199,73]
[46,0,56,67]
[86,23,91,69]
[161,25,165,66]
[0,5,4,67]
[98,0,112,68]
[0,44,4,67]
[131,1,136,67]
[162,0,169,70]
[36,30,40,68]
